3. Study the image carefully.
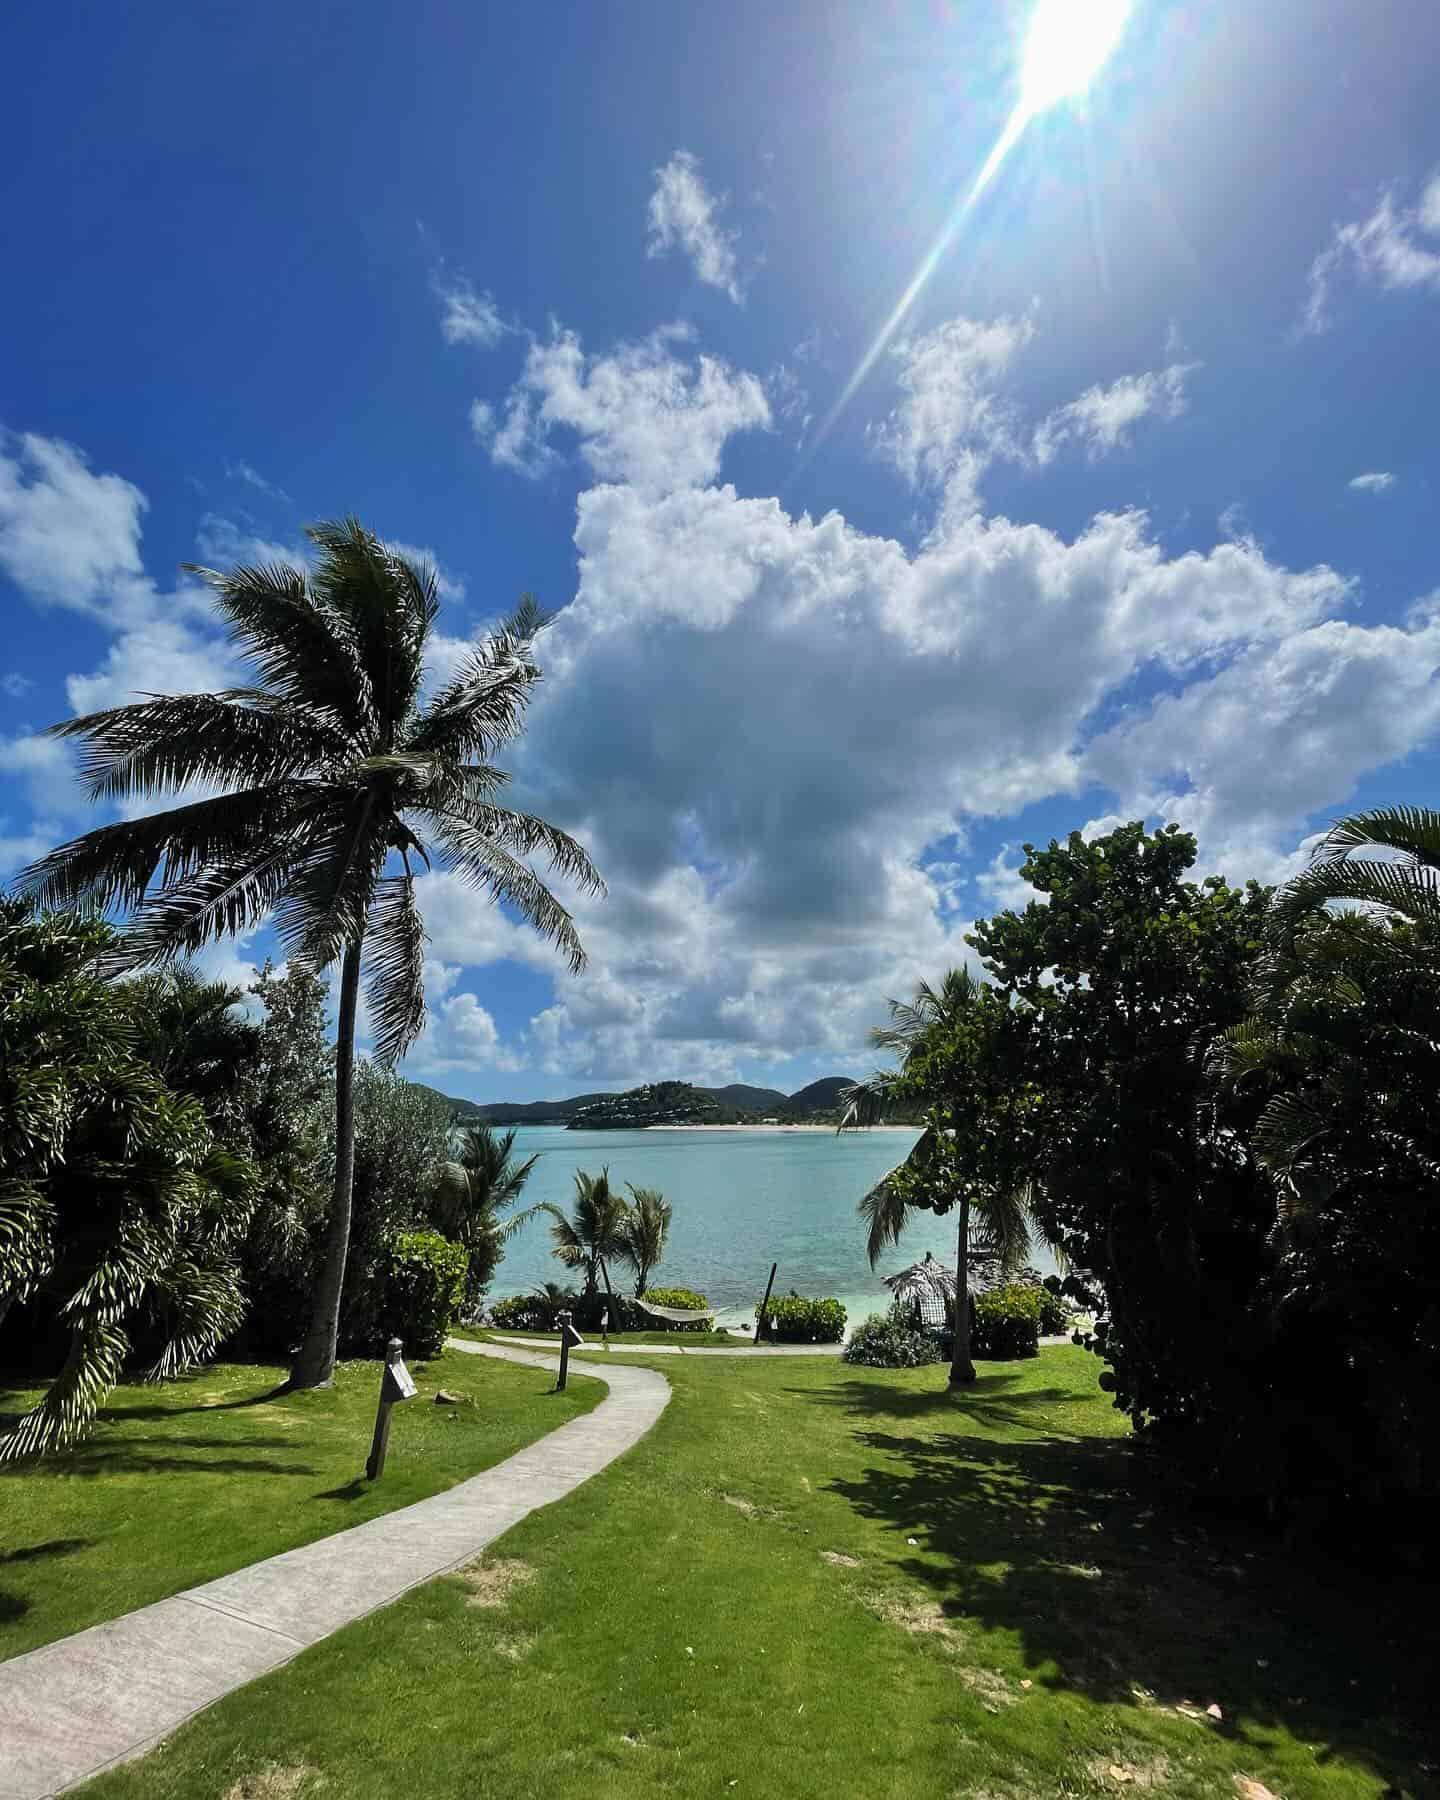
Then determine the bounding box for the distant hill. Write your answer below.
[423,1074,863,1127]
[780,1076,855,1116]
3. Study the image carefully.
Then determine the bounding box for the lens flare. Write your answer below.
[809,0,1134,459]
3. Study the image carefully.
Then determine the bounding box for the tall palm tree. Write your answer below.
[529,1168,630,1306]
[431,1124,539,1309]
[841,968,1042,1386]
[17,519,604,1389]
[618,1185,672,1295]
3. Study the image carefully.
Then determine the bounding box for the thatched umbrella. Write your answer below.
[884,1250,957,1331]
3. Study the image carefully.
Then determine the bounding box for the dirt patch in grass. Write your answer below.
[821,1550,861,1567]
[1087,1753,1172,1789]
[454,1556,534,1609]
[959,1666,1019,1712]
[222,1765,320,1799]
[865,1587,963,1642]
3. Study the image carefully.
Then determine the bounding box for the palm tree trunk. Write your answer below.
[950,1194,976,1386]
[290,938,363,1390]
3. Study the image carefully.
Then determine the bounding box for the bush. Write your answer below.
[758,1293,846,1343]
[635,1286,714,1332]
[971,1283,1042,1360]
[373,1230,468,1357]
[843,1304,944,1367]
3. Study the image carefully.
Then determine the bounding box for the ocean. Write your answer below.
[485,1124,1055,1330]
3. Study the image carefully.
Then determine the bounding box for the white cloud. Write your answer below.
[0,430,152,619]
[434,274,508,348]
[66,616,237,716]
[193,512,305,570]
[646,150,745,305]
[406,985,525,1075]
[386,540,466,602]
[468,399,495,442]
[224,460,292,504]
[1303,171,1440,332]
[1348,471,1396,494]
[486,324,770,491]
[2,672,33,699]
[0,732,85,818]
[1033,361,1196,463]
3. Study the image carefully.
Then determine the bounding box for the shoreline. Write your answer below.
[625,1122,917,1133]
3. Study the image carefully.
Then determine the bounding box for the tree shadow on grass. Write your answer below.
[0,1538,95,1631]
[815,1384,1440,1797]
[40,1451,318,1478]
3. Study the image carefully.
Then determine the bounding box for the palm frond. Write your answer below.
[409,594,550,763]
[364,873,428,1064]
[424,812,588,972]
[1311,806,1440,872]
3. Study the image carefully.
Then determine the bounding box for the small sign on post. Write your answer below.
[556,1310,585,1391]
[366,1337,415,1480]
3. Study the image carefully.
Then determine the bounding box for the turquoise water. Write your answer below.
[489,1124,984,1328]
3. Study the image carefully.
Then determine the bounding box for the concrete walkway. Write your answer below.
[482,1332,842,1356]
[0,1343,668,1800]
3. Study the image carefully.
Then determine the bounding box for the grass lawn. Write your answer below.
[74,1346,1439,1800]
[1,1347,601,1661]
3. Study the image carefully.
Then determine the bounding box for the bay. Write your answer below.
[485,1123,1035,1329]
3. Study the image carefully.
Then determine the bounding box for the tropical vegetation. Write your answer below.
[15,518,603,1393]
[431,1124,540,1314]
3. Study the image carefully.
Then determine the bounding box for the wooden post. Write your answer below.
[556,1311,572,1391]
[366,1337,404,1480]
[756,1262,778,1343]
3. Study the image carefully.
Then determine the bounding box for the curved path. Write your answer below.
[0,1343,668,1800]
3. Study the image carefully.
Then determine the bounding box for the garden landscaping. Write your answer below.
[0,1348,601,1661]
[63,1344,1439,1800]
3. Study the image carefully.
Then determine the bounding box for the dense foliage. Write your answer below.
[759,1294,846,1343]
[430,1124,538,1316]
[371,1229,468,1357]
[637,1285,713,1330]
[0,907,258,1458]
[970,1284,1042,1360]
[842,1303,945,1368]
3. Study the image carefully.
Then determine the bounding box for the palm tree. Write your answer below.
[618,1185,672,1295]
[17,519,604,1389]
[431,1124,539,1310]
[1269,806,1440,936]
[529,1168,630,1308]
[841,968,1042,1386]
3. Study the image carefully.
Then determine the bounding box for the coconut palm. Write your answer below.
[17,518,604,1390]
[618,1185,672,1295]
[529,1168,630,1306]
[431,1124,539,1310]
[841,968,1043,1386]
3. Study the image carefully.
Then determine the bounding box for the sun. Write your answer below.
[1019,0,1132,119]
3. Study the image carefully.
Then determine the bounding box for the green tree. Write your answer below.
[842,969,1043,1385]
[968,822,1273,1447]
[1267,805,1440,935]
[529,1168,629,1306]
[431,1124,539,1312]
[0,905,257,1458]
[18,520,604,1389]
[618,1186,672,1295]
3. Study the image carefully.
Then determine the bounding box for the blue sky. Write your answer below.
[3,0,1439,1100]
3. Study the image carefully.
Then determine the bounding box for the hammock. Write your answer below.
[633,1297,714,1323]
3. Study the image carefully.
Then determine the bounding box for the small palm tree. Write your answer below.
[841,968,1043,1386]
[529,1168,630,1305]
[618,1186,672,1295]
[18,519,604,1390]
[431,1124,539,1310]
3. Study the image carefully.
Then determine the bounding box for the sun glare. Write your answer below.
[1019,0,1132,118]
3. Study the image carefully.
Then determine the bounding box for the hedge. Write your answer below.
[971,1282,1042,1360]
[375,1229,469,1357]
[758,1293,846,1343]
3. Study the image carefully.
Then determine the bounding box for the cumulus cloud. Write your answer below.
[646,149,745,304]
[1348,471,1396,494]
[1303,171,1440,332]
[0,430,151,619]
[434,274,508,348]
[485,324,770,490]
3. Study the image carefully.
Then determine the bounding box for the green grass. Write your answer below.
[0,1348,600,1660]
[73,1347,1440,1799]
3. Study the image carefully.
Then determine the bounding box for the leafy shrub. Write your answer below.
[487,1292,573,1332]
[373,1230,468,1357]
[635,1285,714,1332]
[971,1283,1042,1360]
[759,1293,846,1343]
[1037,1280,1072,1336]
[843,1304,944,1367]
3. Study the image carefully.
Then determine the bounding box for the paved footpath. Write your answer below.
[0,1342,668,1800]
